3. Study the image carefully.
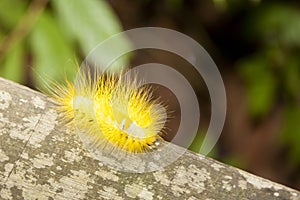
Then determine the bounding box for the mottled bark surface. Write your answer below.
[0,77,299,200]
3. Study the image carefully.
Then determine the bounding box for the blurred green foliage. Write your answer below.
[186,1,300,167]
[237,3,300,164]
[0,0,128,88]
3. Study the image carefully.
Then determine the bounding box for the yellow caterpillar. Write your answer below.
[49,68,167,153]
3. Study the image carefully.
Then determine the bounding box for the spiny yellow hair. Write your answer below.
[49,69,167,153]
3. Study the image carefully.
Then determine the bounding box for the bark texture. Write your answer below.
[0,77,299,200]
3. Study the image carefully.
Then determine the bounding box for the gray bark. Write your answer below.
[0,77,299,200]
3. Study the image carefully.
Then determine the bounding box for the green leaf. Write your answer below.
[29,11,76,89]
[52,0,131,71]
[0,0,27,29]
[1,42,25,83]
[247,73,276,118]
[250,4,300,47]
[239,55,277,118]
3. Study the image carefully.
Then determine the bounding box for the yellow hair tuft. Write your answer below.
[49,69,167,153]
